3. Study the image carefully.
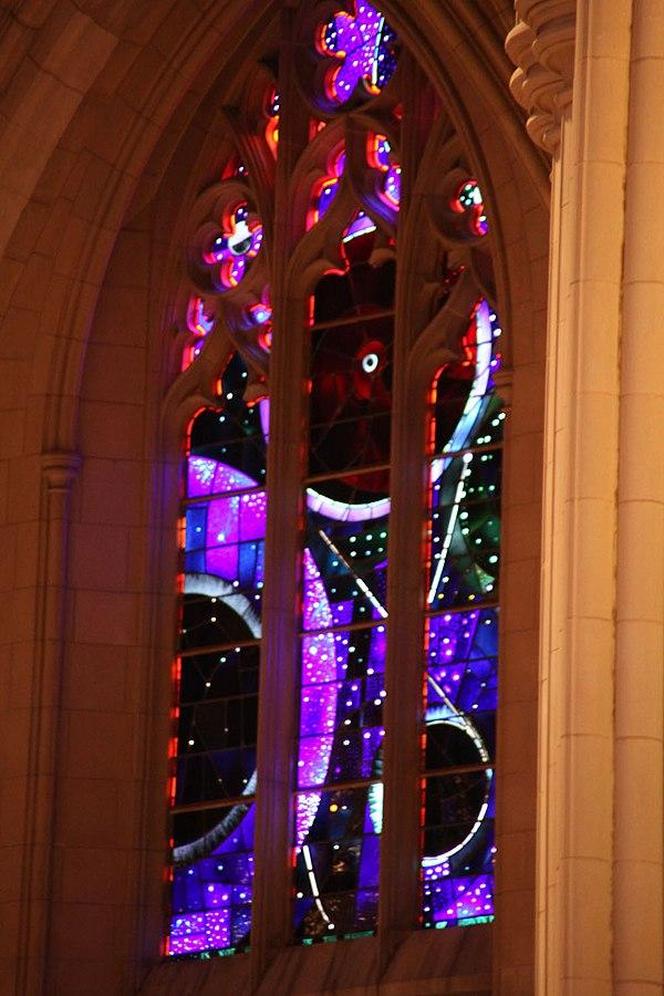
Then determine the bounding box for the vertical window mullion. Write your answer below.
[248,14,312,981]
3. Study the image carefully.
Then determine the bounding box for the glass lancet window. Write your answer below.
[295,218,393,941]
[421,300,503,928]
[168,0,504,964]
[168,355,267,956]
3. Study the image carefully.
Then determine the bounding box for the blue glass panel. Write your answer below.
[170,353,267,958]
[421,300,502,930]
[296,221,394,942]
[294,787,381,940]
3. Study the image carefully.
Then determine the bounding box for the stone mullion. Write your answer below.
[377,55,432,968]
[249,10,309,987]
[376,341,429,967]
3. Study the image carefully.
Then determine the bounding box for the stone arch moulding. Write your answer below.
[1,2,550,995]
[143,4,550,995]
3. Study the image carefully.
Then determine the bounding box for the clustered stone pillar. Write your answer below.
[508,1,664,992]
[613,0,664,988]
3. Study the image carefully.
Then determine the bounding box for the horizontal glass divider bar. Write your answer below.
[180,609,499,651]
[429,495,501,514]
[179,593,262,607]
[175,747,256,760]
[299,618,387,639]
[172,794,256,815]
[179,637,261,658]
[178,689,258,706]
[182,483,266,507]
[300,602,500,639]
[309,425,390,452]
[295,765,491,798]
[426,600,499,620]
[429,441,502,464]
[304,462,391,486]
[310,308,395,332]
[294,776,381,794]
[423,762,493,779]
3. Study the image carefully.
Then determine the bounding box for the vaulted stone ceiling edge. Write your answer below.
[0,0,547,456]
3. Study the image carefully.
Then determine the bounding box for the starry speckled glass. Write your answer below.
[421,300,503,930]
[168,353,267,957]
[294,222,393,942]
[317,1,398,104]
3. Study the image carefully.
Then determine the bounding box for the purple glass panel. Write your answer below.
[424,871,495,929]
[169,807,255,954]
[310,148,346,228]
[295,222,393,943]
[368,134,401,210]
[204,203,263,291]
[318,2,398,105]
[294,787,380,939]
[169,354,268,958]
[421,301,502,930]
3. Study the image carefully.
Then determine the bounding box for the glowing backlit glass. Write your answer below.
[168,354,268,957]
[421,300,503,929]
[317,2,398,105]
[294,219,393,941]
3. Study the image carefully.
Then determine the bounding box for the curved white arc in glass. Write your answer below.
[179,551,335,858]
[303,844,334,928]
[431,298,493,485]
[184,573,261,637]
[421,671,492,867]
[173,573,261,867]
[304,301,493,525]
[306,488,391,521]
[425,674,490,765]
[420,777,492,868]
[426,452,473,605]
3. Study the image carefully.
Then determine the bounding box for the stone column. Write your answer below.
[16,451,81,995]
[507,1,632,991]
[613,2,664,989]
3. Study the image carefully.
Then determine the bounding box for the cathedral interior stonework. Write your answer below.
[1,2,662,994]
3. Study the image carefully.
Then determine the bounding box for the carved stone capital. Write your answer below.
[505,1,576,155]
[41,450,82,492]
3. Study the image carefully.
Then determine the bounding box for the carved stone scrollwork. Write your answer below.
[505,0,576,155]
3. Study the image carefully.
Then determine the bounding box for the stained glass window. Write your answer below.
[317,1,398,104]
[203,203,263,291]
[295,216,393,941]
[421,301,503,929]
[308,145,346,228]
[452,180,489,237]
[169,0,504,965]
[367,133,401,209]
[182,296,216,372]
[168,355,267,956]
